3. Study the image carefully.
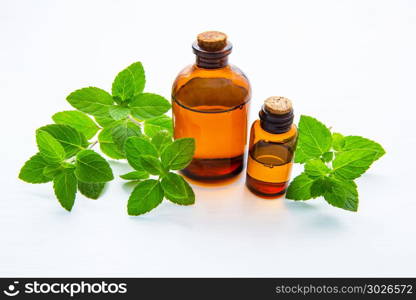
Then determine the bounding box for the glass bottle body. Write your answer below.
[172,64,251,181]
[246,120,297,197]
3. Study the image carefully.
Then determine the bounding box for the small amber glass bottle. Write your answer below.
[246,97,298,197]
[172,31,251,181]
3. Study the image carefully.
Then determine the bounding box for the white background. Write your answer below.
[1,0,415,277]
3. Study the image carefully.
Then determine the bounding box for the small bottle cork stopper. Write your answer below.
[264,96,293,115]
[197,31,227,51]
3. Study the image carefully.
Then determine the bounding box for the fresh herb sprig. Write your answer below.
[121,134,196,215]
[286,115,385,211]
[19,62,196,215]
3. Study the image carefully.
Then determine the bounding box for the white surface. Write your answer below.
[1,0,415,277]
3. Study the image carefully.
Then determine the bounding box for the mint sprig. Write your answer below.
[122,136,196,215]
[19,61,195,215]
[286,115,385,211]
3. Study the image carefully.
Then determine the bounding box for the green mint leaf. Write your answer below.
[332,132,345,151]
[332,149,380,180]
[285,173,314,200]
[95,115,116,128]
[36,130,66,164]
[129,93,171,120]
[151,130,173,153]
[161,138,195,170]
[124,136,158,171]
[43,165,64,179]
[75,149,114,182]
[295,115,332,163]
[109,106,131,121]
[342,136,386,161]
[138,155,165,175]
[294,147,310,164]
[98,126,125,159]
[111,119,142,153]
[67,87,113,117]
[143,115,173,138]
[127,179,164,216]
[112,62,146,101]
[161,172,195,205]
[78,181,105,199]
[321,151,333,162]
[38,124,88,158]
[120,171,149,181]
[53,168,77,211]
[304,159,330,178]
[310,177,331,198]
[52,110,99,140]
[323,178,358,212]
[127,62,146,96]
[19,153,51,183]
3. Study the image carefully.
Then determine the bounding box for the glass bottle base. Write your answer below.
[245,174,287,198]
[181,154,244,182]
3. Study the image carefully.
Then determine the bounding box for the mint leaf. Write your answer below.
[161,172,195,205]
[310,177,331,198]
[161,138,195,170]
[52,111,99,140]
[53,168,77,211]
[127,179,164,215]
[332,132,345,151]
[332,149,379,180]
[36,130,65,164]
[111,119,142,152]
[19,153,51,183]
[75,149,114,182]
[109,106,131,121]
[112,62,146,101]
[321,151,333,162]
[124,136,158,171]
[129,93,171,120]
[151,130,173,153]
[143,115,173,137]
[342,136,385,161]
[127,62,145,96]
[38,124,88,158]
[120,171,149,180]
[304,159,330,178]
[43,165,64,179]
[285,173,314,200]
[138,155,165,175]
[78,181,105,199]
[295,115,332,163]
[323,178,358,211]
[67,87,113,117]
[95,115,116,128]
[98,126,125,159]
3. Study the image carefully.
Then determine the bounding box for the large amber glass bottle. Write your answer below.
[246,97,298,197]
[172,31,251,181]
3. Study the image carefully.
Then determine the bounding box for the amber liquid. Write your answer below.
[245,121,297,197]
[173,101,248,180]
[172,64,251,181]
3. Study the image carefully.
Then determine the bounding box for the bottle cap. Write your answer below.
[264,96,293,115]
[197,31,228,51]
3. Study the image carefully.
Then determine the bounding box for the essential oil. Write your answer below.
[246,97,298,197]
[172,31,251,181]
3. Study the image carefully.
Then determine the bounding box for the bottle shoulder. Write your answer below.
[172,64,251,109]
[250,120,297,144]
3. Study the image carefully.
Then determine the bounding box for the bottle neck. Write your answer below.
[192,41,232,69]
[259,106,294,134]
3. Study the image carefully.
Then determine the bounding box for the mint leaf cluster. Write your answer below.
[19,125,113,210]
[122,135,195,215]
[19,61,196,215]
[286,115,385,211]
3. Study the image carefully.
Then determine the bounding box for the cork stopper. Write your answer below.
[264,96,293,115]
[197,31,227,51]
